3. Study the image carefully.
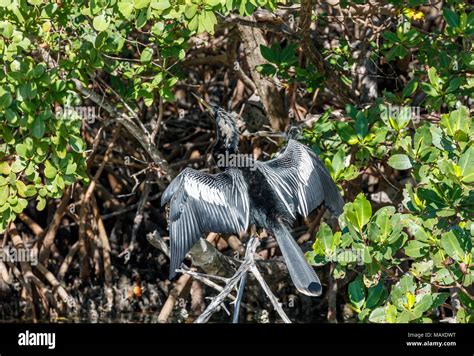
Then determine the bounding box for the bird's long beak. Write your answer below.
[191,92,214,117]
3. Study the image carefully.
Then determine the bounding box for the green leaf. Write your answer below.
[201,10,216,34]
[93,14,110,32]
[0,185,9,205]
[0,162,11,175]
[440,229,470,262]
[24,185,37,197]
[184,4,197,19]
[151,0,170,10]
[11,159,27,173]
[396,107,411,130]
[65,162,77,175]
[355,112,368,139]
[140,48,153,63]
[365,282,384,309]
[398,275,416,293]
[427,67,440,89]
[331,149,345,178]
[36,196,46,211]
[413,126,432,156]
[32,116,45,138]
[383,31,398,43]
[421,83,438,97]
[353,193,372,230]
[12,198,27,213]
[135,8,148,28]
[0,87,12,109]
[406,292,416,310]
[432,293,449,309]
[38,187,47,197]
[118,1,134,17]
[386,304,398,323]
[406,221,430,242]
[15,143,29,158]
[134,0,150,9]
[402,78,418,98]
[414,294,433,314]
[368,307,386,323]
[396,310,411,323]
[446,77,462,93]
[17,83,36,101]
[56,175,65,190]
[280,44,296,65]
[187,13,198,31]
[44,160,57,179]
[404,240,430,258]
[433,268,454,285]
[317,222,334,254]
[260,45,276,63]
[368,206,395,242]
[441,106,470,137]
[458,291,474,310]
[349,277,366,311]
[443,8,460,28]
[68,136,85,153]
[386,44,408,61]
[0,20,13,38]
[410,260,433,278]
[337,122,359,145]
[458,146,474,183]
[16,180,27,198]
[388,154,412,170]
[205,0,220,6]
[344,205,363,234]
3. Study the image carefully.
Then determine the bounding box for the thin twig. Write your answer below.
[157,273,192,323]
[195,237,292,323]
[232,271,248,323]
[249,266,291,323]
[128,173,152,254]
[178,268,258,315]
[150,95,164,142]
[194,237,259,323]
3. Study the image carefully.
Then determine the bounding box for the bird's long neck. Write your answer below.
[212,114,240,166]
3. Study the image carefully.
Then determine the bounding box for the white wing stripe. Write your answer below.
[162,168,250,278]
[262,139,344,218]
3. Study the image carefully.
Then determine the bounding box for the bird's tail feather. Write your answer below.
[272,220,322,297]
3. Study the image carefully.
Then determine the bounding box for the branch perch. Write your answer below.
[194,237,291,324]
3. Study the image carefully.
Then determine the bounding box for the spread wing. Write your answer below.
[261,139,344,218]
[161,168,249,278]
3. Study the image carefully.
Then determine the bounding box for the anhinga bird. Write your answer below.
[161,95,344,297]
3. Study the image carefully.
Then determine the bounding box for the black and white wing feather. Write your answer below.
[262,139,344,217]
[161,168,249,278]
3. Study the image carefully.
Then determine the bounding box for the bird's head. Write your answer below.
[285,125,303,141]
[192,92,239,155]
[191,92,220,118]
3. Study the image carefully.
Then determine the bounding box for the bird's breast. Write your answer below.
[241,167,293,228]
